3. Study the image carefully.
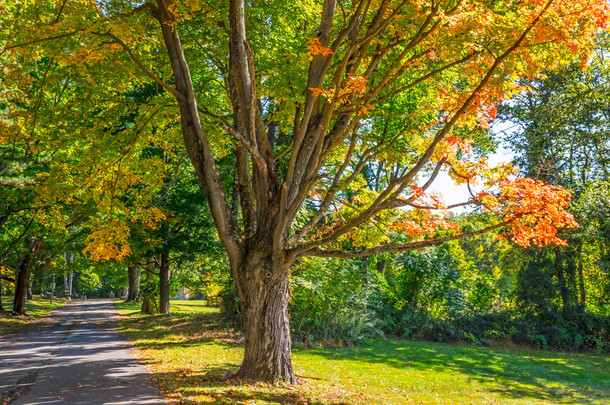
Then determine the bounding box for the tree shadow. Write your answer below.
[120,311,243,350]
[120,311,354,403]
[301,339,609,404]
[119,307,609,404]
[144,367,350,405]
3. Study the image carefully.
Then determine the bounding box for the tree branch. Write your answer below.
[299,218,516,259]
[90,31,184,101]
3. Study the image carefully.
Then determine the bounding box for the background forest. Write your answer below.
[1,2,609,358]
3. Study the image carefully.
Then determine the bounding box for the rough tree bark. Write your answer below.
[13,239,43,314]
[127,265,141,301]
[159,252,170,315]
[231,258,295,383]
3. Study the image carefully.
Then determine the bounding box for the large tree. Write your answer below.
[1,0,605,382]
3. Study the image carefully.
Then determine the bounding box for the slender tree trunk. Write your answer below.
[127,265,141,301]
[63,271,68,298]
[32,271,43,295]
[0,276,4,312]
[576,242,586,312]
[159,252,170,315]
[68,271,73,299]
[234,259,296,384]
[50,273,56,303]
[376,258,386,275]
[13,239,42,314]
[141,259,157,314]
[26,275,33,300]
[554,247,569,311]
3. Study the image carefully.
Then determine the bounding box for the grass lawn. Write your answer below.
[116,299,609,405]
[0,295,66,337]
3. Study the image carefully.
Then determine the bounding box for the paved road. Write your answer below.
[0,299,164,405]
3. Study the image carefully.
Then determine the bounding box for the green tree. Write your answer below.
[499,35,610,313]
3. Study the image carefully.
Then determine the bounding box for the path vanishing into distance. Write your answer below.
[0,300,164,405]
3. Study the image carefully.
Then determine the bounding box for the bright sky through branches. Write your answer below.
[431,122,517,212]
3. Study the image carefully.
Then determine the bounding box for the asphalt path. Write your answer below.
[0,299,164,405]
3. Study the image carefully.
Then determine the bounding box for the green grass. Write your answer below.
[0,295,66,336]
[116,300,610,405]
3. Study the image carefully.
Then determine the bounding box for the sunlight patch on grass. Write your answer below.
[115,300,610,404]
[0,295,66,337]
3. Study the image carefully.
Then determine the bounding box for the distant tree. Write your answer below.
[499,35,610,313]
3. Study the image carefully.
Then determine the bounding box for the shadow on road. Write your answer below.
[1,300,164,405]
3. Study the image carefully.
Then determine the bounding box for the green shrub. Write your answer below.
[290,258,385,345]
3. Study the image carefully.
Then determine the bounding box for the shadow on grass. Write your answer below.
[1,297,66,336]
[118,302,609,404]
[119,310,243,350]
[117,306,353,404]
[303,339,609,404]
[142,367,346,405]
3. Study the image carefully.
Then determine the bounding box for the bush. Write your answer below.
[216,251,610,352]
[290,258,385,345]
[390,308,610,352]
[218,282,242,328]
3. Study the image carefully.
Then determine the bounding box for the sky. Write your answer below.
[428,122,518,212]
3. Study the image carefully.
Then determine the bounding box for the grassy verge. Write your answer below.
[0,295,66,337]
[116,299,609,405]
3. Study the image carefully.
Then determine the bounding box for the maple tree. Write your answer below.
[1,0,606,382]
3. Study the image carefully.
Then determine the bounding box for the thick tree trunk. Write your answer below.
[234,260,296,384]
[159,252,170,315]
[127,265,141,301]
[14,269,30,313]
[13,240,42,314]
[154,0,290,383]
